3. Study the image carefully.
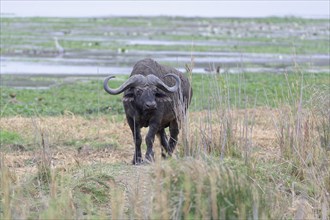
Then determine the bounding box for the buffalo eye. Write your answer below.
[135,88,143,96]
[155,92,171,102]
[155,92,166,98]
[123,90,134,102]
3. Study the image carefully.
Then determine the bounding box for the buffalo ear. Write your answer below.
[155,93,171,102]
[123,90,134,102]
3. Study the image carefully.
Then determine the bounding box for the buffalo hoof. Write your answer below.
[145,152,155,163]
[132,157,143,165]
[161,152,167,159]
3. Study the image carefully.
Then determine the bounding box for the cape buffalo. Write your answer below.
[104,58,192,164]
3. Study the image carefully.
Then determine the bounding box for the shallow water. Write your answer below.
[1,17,329,88]
[1,51,328,75]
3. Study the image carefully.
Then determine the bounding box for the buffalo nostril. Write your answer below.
[145,101,157,110]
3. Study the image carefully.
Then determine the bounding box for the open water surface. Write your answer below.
[0,16,329,88]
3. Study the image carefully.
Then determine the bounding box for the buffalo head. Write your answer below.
[104,74,180,112]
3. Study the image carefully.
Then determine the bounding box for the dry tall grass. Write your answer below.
[1,71,329,219]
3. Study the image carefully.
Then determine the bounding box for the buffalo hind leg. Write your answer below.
[157,128,169,159]
[169,121,179,156]
[127,117,142,165]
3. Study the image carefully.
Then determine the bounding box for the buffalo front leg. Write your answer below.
[127,117,142,165]
[157,128,169,159]
[169,121,179,156]
[145,124,159,163]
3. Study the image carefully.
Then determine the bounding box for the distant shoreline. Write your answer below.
[1,13,329,19]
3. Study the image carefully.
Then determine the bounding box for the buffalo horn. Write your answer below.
[103,74,146,95]
[148,73,180,93]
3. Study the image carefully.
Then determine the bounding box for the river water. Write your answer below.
[0,13,329,88]
[1,51,329,75]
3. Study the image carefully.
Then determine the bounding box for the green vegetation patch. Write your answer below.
[0,78,124,116]
[1,16,329,55]
[191,72,329,110]
[1,72,329,117]
[74,174,115,204]
[0,129,22,145]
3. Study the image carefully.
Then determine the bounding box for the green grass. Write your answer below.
[2,37,328,55]
[0,130,22,145]
[1,72,329,117]
[0,79,123,116]
[1,16,329,55]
